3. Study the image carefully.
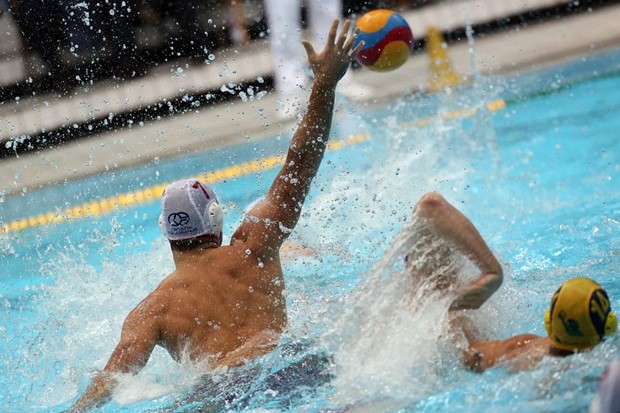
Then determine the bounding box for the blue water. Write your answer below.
[1,48,620,413]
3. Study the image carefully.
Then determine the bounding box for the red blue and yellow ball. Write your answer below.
[353,9,414,72]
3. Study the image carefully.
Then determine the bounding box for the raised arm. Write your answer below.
[67,302,159,412]
[232,19,363,251]
[414,192,503,310]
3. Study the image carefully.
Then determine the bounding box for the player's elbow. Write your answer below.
[489,267,503,292]
[415,192,448,217]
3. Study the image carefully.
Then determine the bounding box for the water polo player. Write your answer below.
[67,20,363,412]
[456,277,617,372]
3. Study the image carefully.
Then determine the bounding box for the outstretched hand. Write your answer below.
[301,19,364,87]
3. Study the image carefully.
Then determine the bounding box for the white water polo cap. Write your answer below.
[159,179,223,242]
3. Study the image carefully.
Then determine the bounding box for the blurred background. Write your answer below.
[1,0,410,96]
[1,0,615,159]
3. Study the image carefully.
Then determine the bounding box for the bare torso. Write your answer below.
[140,241,287,366]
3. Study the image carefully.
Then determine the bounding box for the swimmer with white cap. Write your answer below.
[67,19,364,412]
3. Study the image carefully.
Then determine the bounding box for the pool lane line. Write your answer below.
[0,97,507,236]
[0,133,369,235]
[413,99,506,128]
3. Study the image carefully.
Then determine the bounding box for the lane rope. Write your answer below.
[0,133,369,235]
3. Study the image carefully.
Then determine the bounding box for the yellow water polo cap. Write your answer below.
[544,277,617,351]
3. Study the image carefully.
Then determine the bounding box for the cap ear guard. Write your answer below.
[606,311,618,335]
[208,200,223,233]
[208,200,224,244]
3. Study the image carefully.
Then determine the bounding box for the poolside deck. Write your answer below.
[1,2,620,198]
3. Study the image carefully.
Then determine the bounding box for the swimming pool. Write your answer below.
[1,47,620,412]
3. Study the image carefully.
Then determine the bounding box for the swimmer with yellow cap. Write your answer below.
[455,277,617,372]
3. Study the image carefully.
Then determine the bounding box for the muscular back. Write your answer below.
[135,241,287,366]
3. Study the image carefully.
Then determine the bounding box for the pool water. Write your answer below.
[1,48,620,413]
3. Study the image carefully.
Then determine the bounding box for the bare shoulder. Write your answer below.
[229,232,281,264]
[467,334,548,372]
[503,333,546,348]
[124,282,171,325]
[479,334,546,357]
[503,335,552,372]
[230,194,297,256]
